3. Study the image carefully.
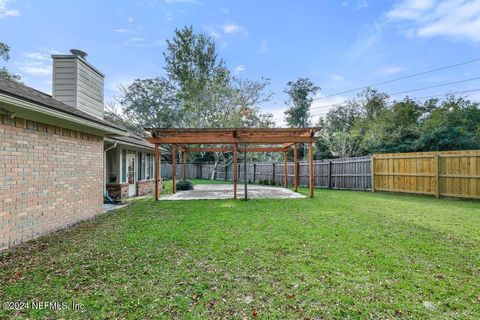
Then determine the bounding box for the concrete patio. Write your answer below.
[159,184,306,200]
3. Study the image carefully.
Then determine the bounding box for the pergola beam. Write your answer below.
[178,146,292,153]
[147,136,314,144]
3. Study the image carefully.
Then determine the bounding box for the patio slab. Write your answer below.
[159,184,306,200]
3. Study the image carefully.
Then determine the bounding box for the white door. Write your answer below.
[127,153,136,197]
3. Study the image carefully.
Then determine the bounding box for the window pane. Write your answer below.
[121,149,127,183]
[138,153,142,180]
[150,154,154,178]
[142,153,146,180]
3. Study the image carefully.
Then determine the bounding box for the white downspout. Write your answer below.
[104,142,117,195]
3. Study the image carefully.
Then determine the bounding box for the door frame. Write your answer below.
[126,152,136,197]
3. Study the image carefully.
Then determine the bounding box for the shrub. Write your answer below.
[176,180,194,191]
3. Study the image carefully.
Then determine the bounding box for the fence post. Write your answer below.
[435,154,440,198]
[370,155,375,192]
[272,163,276,184]
[328,161,332,189]
[225,164,228,181]
[253,163,256,183]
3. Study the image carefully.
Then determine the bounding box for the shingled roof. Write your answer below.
[0,77,126,132]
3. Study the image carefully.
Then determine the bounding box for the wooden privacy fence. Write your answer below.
[372,150,480,199]
[160,150,480,200]
[161,156,372,191]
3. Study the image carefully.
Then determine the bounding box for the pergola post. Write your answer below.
[244,145,248,201]
[309,141,314,198]
[154,143,159,201]
[294,143,298,192]
[233,143,238,199]
[172,144,177,194]
[183,151,188,180]
[283,151,288,188]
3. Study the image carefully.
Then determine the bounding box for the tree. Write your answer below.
[106,77,183,136]
[164,26,230,128]
[284,78,320,128]
[416,96,480,151]
[324,100,361,133]
[284,78,319,159]
[325,131,360,158]
[0,42,20,81]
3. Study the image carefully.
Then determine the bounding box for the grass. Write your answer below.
[1,185,480,319]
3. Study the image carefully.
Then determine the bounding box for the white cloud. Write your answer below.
[269,107,287,127]
[309,95,350,120]
[377,66,403,75]
[0,0,19,18]
[259,39,268,54]
[344,21,383,60]
[234,64,245,74]
[203,26,222,39]
[17,64,51,76]
[15,49,59,77]
[222,23,247,36]
[23,52,50,61]
[125,37,164,48]
[341,0,369,10]
[127,16,136,23]
[128,37,146,42]
[114,28,127,33]
[331,74,344,81]
[387,0,480,43]
[165,0,202,5]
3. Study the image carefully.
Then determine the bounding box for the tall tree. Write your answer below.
[106,77,183,136]
[162,26,274,178]
[284,78,320,128]
[284,78,319,159]
[0,42,20,81]
[164,26,230,128]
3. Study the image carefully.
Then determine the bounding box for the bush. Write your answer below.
[176,180,194,191]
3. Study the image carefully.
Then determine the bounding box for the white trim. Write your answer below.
[0,93,126,136]
[104,137,155,151]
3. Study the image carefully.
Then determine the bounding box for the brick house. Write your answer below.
[0,50,158,251]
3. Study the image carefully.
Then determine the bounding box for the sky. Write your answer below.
[1,0,480,125]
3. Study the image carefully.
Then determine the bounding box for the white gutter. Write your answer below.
[0,94,127,136]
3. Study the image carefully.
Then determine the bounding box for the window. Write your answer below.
[146,153,155,179]
[121,149,127,183]
[145,154,150,179]
[107,149,117,183]
[141,153,146,180]
[138,152,143,180]
[148,154,154,179]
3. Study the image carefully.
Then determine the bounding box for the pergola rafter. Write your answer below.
[145,127,319,200]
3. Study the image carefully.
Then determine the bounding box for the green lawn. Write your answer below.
[1,185,480,319]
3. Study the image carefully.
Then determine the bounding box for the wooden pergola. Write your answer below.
[145,128,319,200]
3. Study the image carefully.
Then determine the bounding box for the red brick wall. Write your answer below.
[106,183,129,200]
[136,179,154,196]
[0,115,103,251]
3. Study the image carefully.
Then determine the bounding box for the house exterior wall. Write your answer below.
[105,146,155,199]
[0,115,103,251]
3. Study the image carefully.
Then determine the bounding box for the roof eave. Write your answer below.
[0,93,128,136]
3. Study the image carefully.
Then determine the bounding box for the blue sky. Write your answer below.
[1,0,480,125]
